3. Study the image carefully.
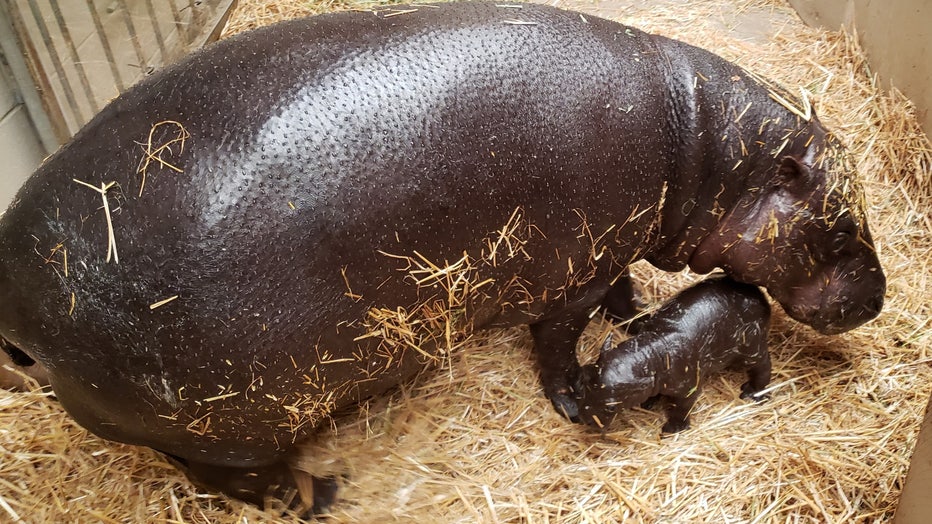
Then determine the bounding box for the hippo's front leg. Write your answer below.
[529,315,588,422]
[529,288,606,422]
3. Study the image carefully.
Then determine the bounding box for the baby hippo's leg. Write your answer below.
[740,357,772,401]
[739,343,772,401]
[600,273,648,334]
[662,394,698,434]
[640,394,662,410]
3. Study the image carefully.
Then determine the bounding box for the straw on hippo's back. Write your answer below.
[580,276,772,434]
[0,1,883,513]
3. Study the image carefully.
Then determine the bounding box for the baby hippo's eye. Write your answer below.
[831,231,851,254]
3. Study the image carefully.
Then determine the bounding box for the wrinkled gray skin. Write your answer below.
[579,275,772,434]
[0,1,884,511]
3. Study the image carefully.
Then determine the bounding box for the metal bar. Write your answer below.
[25,0,86,126]
[142,0,168,63]
[203,0,237,45]
[185,0,203,34]
[115,0,148,74]
[167,0,188,48]
[0,0,60,150]
[48,0,99,113]
[85,0,125,92]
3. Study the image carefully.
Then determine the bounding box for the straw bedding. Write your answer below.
[1,0,929,522]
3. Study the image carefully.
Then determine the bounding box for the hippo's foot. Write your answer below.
[740,356,772,402]
[162,453,338,516]
[300,475,340,516]
[739,382,771,402]
[530,298,599,424]
[549,391,581,422]
[579,402,615,430]
[545,374,583,422]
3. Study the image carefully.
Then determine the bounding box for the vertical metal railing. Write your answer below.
[2,0,236,144]
[83,0,125,92]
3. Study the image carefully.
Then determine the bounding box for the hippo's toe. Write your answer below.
[548,391,582,423]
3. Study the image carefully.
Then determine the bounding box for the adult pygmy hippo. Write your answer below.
[579,275,771,434]
[0,1,884,512]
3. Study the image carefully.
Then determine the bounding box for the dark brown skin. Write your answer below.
[0,2,884,511]
[579,275,771,434]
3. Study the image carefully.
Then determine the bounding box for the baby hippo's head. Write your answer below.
[578,345,655,429]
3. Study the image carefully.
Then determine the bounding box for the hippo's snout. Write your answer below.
[806,267,886,335]
[814,289,884,336]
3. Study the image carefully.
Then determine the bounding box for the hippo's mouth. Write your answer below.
[808,317,852,336]
[782,301,857,335]
[780,277,884,336]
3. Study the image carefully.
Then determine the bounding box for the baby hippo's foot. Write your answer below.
[640,394,662,410]
[740,382,771,402]
[661,397,696,434]
[294,474,339,516]
[661,418,690,434]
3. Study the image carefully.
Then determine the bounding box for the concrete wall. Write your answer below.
[788,0,931,136]
[0,67,45,211]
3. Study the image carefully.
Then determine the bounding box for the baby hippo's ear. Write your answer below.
[601,334,613,354]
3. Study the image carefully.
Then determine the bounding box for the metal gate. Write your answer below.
[0,0,236,146]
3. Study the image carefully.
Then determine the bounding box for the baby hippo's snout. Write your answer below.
[578,363,618,429]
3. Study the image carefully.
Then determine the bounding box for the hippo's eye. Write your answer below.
[831,232,851,254]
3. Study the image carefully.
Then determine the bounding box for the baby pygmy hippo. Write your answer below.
[579,275,772,434]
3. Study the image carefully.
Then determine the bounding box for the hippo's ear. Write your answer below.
[775,156,812,188]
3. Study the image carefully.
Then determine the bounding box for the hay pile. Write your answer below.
[2,0,929,522]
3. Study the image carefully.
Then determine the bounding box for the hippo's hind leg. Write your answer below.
[162,453,338,516]
[529,286,607,422]
[739,346,772,401]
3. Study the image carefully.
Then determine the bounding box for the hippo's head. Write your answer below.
[691,131,885,335]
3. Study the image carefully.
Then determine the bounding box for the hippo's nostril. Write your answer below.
[838,301,851,318]
[865,294,884,315]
